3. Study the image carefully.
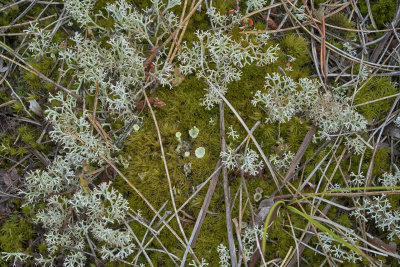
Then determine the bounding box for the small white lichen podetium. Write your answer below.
[220,148,264,175]
[64,0,98,28]
[270,151,295,171]
[189,258,209,267]
[251,72,298,124]
[344,136,365,155]
[241,226,264,261]
[227,125,239,140]
[246,0,269,13]
[217,244,231,267]
[378,171,400,188]
[395,116,400,128]
[24,23,56,59]
[349,172,365,187]
[241,149,264,176]
[220,147,238,170]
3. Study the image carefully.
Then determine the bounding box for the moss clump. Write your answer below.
[371,0,396,28]
[358,0,396,28]
[370,147,391,178]
[18,125,47,151]
[354,77,397,123]
[326,13,357,40]
[113,75,224,264]
[0,134,26,156]
[22,56,58,94]
[337,213,351,228]
[280,33,311,70]
[314,0,330,6]
[267,210,308,259]
[0,4,20,27]
[0,216,34,252]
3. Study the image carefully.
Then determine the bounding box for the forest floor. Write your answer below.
[1,0,400,266]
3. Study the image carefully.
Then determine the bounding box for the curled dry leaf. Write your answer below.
[267,18,278,30]
[0,169,20,190]
[171,67,185,87]
[29,99,43,116]
[135,97,166,110]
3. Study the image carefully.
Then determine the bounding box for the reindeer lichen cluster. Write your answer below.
[351,168,400,242]
[7,0,180,265]
[318,232,362,263]
[178,23,279,109]
[251,72,367,140]
[220,148,264,176]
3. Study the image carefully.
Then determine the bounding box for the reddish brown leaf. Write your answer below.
[267,18,278,30]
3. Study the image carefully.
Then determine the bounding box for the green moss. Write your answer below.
[53,31,68,44]
[0,4,19,27]
[314,0,330,6]
[280,33,311,68]
[185,12,210,41]
[326,13,357,40]
[370,147,391,178]
[0,134,26,156]
[354,77,397,123]
[267,210,308,259]
[94,0,117,11]
[280,117,310,152]
[358,0,396,28]
[11,102,25,114]
[0,92,10,103]
[22,56,58,94]
[0,216,33,252]
[337,213,351,228]
[18,125,47,151]
[38,243,47,254]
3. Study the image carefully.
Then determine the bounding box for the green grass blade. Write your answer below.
[262,200,285,253]
[289,186,400,205]
[286,206,363,257]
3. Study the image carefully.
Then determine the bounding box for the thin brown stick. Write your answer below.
[0,99,17,108]
[0,53,79,99]
[273,125,318,196]
[91,81,100,135]
[272,190,400,200]
[0,14,56,30]
[180,161,221,266]
[219,101,238,266]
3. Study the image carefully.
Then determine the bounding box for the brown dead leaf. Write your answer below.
[171,68,185,87]
[1,169,20,189]
[153,98,166,107]
[369,236,397,254]
[136,97,166,110]
[267,18,278,30]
